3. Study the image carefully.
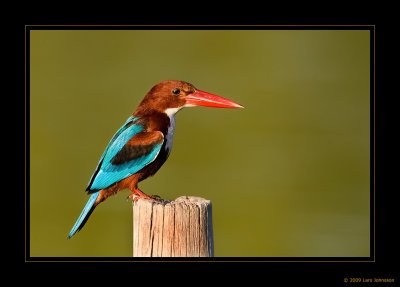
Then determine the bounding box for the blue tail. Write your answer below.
[67,191,100,239]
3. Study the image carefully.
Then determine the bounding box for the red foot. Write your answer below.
[128,188,159,202]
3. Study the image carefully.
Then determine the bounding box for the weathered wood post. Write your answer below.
[133,196,214,257]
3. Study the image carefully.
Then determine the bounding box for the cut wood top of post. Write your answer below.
[132,195,210,206]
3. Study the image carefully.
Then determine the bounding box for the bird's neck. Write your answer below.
[132,109,174,135]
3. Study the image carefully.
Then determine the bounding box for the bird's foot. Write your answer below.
[127,188,162,203]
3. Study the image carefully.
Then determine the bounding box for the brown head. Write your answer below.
[134,80,243,116]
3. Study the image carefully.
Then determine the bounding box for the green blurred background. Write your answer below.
[30,30,370,257]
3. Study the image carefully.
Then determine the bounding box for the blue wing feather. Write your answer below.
[87,116,163,190]
[86,116,141,189]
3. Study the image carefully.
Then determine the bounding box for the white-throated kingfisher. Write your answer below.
[68,80,243,238]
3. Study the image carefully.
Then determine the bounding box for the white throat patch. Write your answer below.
[165,107,182,117]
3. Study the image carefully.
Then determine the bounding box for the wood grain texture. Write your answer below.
[133,196,214,257]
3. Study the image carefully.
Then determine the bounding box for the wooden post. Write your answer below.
[133,196,214,257]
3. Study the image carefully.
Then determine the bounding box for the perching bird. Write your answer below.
[67,80,243,238]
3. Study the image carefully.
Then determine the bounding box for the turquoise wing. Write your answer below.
[86,116,164,191]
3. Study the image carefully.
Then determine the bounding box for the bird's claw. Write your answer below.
[127,193,162,203]
[127,194,138,202]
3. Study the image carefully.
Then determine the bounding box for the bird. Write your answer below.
[67,80,243,238]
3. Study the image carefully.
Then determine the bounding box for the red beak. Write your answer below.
[185,90,243,109]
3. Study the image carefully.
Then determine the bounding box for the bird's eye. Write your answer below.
[172,88,180,95]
